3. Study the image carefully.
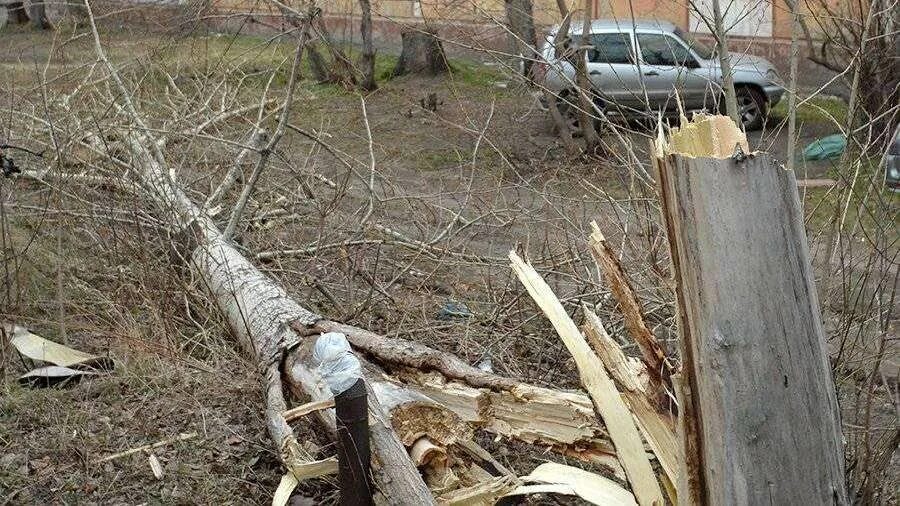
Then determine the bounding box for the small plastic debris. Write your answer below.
[18,366,99,387]
[476,355,493,373]
[313,332,362,395]
[438,300,473,320]
[802,134,846,161]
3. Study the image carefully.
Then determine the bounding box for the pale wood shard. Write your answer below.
[283,398,335,423]
[7,325,112,370]
[273,473,299,506]
[271,459,340,506]
[587,222,673,389]
[436,476,518,506]
[94,432,198,464]
[148,454,164,480]
[657,114,847,504]
[519,462,638,506]
[582,308,679,502]
[411,437,447,467]
[581,307,646,394]
[509,251,663,506]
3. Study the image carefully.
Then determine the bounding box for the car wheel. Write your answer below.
[555,90,583,135]
[555,90,604,136]
[736,86,767,131]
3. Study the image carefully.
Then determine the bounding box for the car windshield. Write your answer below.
[674,28,714,60]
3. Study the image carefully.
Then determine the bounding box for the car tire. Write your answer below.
[554,89,605,136]
[735,86,767,131]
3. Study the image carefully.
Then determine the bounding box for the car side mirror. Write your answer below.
[684,58,701,69]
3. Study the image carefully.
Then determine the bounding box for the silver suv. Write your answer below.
[535,20,785,131]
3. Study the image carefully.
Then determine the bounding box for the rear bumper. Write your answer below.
[885,156,900,191]
[764,85,786,106]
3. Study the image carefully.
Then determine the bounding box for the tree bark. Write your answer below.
[656,115,847,505]
[357,0,377,91]
[27,0,51,29]
[575,0,601,152]
[709,0,739,125]
[6,1,30,23]
[306,43,330,82]
[392,27,450,77]
[503,0,537,78]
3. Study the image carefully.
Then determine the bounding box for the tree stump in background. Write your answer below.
[392,27,449,77]
[5,1,30,24]
[26,0,51,29]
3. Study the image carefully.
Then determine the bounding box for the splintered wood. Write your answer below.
[660,113,749,159]
[582,309,679,496]
[587,222,674,389]
[510,251,664,506]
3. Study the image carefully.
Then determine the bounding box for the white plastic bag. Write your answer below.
[313,332,362,394]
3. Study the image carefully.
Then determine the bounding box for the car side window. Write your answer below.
[588,33,634,64]
[637,34,698,67]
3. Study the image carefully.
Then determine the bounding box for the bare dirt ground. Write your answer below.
[1,20,896,505]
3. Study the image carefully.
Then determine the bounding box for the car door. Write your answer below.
[634,32,711,111]
[585,31,644,111]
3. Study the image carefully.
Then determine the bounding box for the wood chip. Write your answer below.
[148,453,164,480]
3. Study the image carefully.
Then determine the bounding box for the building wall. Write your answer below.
[208,0,836,79]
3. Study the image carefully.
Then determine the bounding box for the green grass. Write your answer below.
[771,94,848,126]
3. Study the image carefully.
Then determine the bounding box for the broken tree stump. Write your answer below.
[656,115,847,505]
[392,27,450,77]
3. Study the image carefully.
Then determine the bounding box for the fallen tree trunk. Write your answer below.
[132,138,435,503]
[656,115,847,505]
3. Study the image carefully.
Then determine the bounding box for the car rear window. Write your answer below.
[588,33,634,64]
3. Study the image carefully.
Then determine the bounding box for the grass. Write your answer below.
[170,31,503,92]
[770,94,848,126]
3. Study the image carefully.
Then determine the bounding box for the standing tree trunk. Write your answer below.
[27,0,51,29]
[656,115,848,505]
[575,0,601,152]
[6,1,30,23]
[503,0,537,78]
[709,0,738,125]
[785,0,801,171]
[392,27,449,77]
[357,0,377,91]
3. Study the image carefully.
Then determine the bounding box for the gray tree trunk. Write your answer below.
[392,27,449,77]
[122,134,435,504]
[656,121,848,505]
[504,0,537,78]
[357,0,377,91]
[27,0,50,29]
[709,0,738,125]
[6,1,29,24]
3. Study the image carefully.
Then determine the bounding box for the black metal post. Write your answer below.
[334,377,373,506]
